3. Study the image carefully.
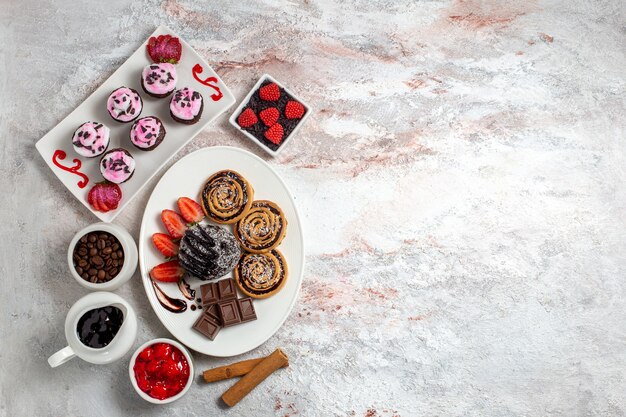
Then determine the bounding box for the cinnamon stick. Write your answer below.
[221,348,289,407]
[203,357,287,383]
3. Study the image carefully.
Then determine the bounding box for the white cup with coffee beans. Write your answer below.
[67,222,138,291]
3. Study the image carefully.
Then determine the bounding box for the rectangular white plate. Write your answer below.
[36,26,236,222]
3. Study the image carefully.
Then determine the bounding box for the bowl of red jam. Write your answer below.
[129,338,193,403]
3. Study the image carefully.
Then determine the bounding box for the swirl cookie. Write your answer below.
[234,200,287,253]
[201,170,254,224]
[129,116,166,151]
[234,249,288,299]
[107,87,143,123]
[72,122,110,157]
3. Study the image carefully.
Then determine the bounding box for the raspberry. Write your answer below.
[259,82,280,101]
[237,108,257,128]
[259,107,279,126]
[285,100,305,119]
[264,123,284,145]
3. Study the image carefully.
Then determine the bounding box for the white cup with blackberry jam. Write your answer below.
[68,222,138,291]
[48,291,138,367]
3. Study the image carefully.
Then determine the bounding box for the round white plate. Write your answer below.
[139,146,304,357]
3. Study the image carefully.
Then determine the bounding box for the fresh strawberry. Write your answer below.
[259,107,279,126]
[177,197,204,224]
[152,233,179,258]
[87,181,122,213]
[285,100,305,119]
[150,260,184,282]
[161,209,187,239]
[237,108,258,128]
[264,123,284,145]
[147,34,182,64]
[259,82,280,101]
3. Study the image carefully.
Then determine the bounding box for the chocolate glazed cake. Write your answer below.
[177,224,241,281]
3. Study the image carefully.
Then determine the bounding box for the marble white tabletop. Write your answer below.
[2,0,626,416]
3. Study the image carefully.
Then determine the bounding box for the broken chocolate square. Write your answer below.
[205,303,221,323]
[237,297,257,323]
[217,299,241,327]
[192,311,221,340]
[200,282,219,306]
[217,278,237,301]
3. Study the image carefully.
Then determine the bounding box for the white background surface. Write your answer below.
[1,0,626,416]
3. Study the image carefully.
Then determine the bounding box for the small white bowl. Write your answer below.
[228,73,312,157]
[129,338,194,404]
[67,222,138,291]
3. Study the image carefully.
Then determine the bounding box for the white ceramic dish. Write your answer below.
[228,74,312,157]
[139,146,304,356]
[129,338,194,404]
[48,292,138,367]
[67,222,138,291]
[36,26,236,222]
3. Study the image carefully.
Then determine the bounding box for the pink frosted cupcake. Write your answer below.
[141,63,177,98]
[100,148,136,184]
[129,116,166,151]
[170,87,203,124]
[107,87,143,123]
[71,122,110,157]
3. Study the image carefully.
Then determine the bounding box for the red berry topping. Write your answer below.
[259,107,279,126]
[133,342,190,400]
[161,209,187,239]
[259,82,280,101]
[177,197,204,224]
[264,123,284,145]
[152,233,179,258]
[149,260,184,282]
[237,108,257,128]
[285,100,305,119]
[147,34,182,64]
[87,181,122,213]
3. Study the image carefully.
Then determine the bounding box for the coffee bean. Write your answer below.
[73,231,123,285]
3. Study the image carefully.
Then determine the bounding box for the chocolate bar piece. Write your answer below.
[237,297,257,323]
[218,299,241,327]
[217,278,237,301]
[200,282,219,306]
[192,311,221,340]
[205,303,221,322]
